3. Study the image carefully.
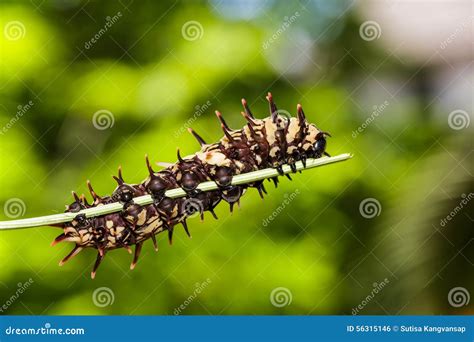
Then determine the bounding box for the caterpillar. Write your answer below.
[52,93,331,278]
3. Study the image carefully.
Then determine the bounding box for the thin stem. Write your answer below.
[0,153,352,230]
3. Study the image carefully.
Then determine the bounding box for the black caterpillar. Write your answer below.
[52,93,331,278]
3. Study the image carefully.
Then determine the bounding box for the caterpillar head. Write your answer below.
[314,131,330,156]
[301,124,330,158]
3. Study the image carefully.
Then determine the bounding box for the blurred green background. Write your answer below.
[0,0,472,315]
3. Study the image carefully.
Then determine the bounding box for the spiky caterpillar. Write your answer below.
[53,93,331,278]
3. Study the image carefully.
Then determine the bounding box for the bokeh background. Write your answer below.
[0,0,472,315]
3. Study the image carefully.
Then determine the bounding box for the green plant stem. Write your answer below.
[0,153,352,230]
